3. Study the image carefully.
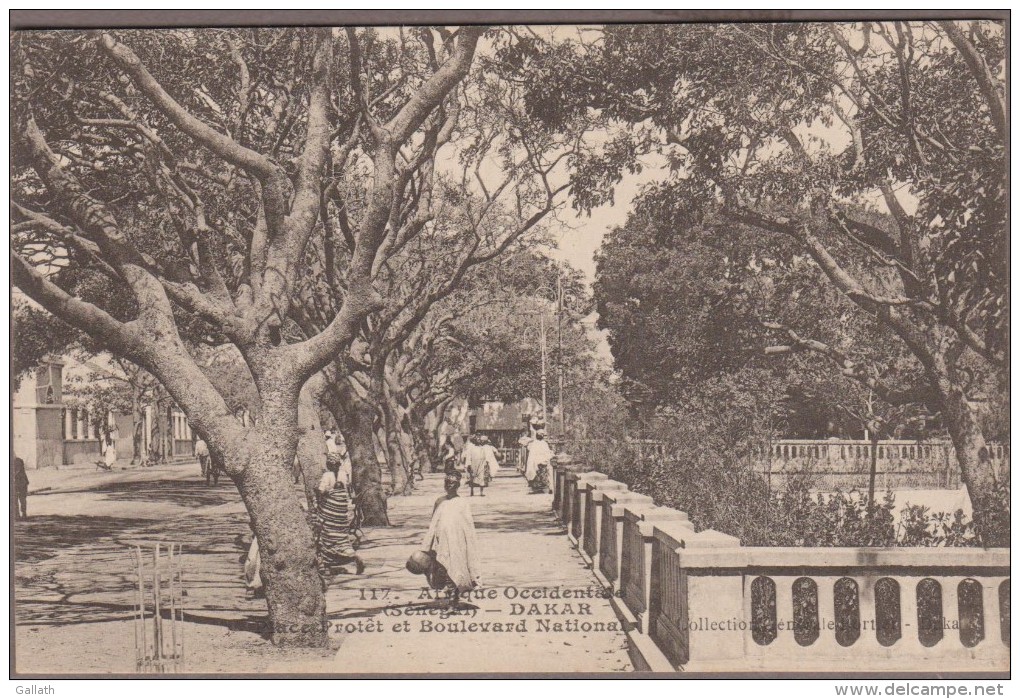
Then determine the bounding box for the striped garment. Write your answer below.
[316,484,356,572]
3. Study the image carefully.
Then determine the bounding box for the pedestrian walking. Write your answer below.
[102,428,118,470]
[314,459,364,586]
[13,455,29,520]
[524,429,553,494]
[195,438,210,481]
[440,435,458,474]
[420,469,480,605]
[461,434,495,497]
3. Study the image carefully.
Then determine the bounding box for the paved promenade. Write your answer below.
[14,463,630,674]
[329,472,631,673]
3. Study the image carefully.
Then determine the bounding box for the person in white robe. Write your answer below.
[244,533,263,598]
[479,435,502,475]
[103,429,118,469]
[461,434,498,496]
[524,430,553,493]
[422,470,480,600]
[517,434,533,474]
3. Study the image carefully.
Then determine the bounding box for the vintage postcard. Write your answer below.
[10,10,1009,680]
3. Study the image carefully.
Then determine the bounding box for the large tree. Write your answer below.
[12,26,484,644]
[506,21,1008,544]
[289,51,580,509]
[594,203,933,438]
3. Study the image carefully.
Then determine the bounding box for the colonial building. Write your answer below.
[12,357,66,471]
[13,355,195,470]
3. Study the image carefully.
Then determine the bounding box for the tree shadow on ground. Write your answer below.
[355,529,425,551]
[82,478,239,508]
[15,598,267,635]
[473,510,564,533]
[14,516,157,563]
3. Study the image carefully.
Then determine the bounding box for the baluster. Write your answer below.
[982,578,1004,649]
[942,576,960,652]
[774,576,796,654]
[899,576,923,653]
[742,574,761,661]
[856,576,882,654]
[816,576,838,654]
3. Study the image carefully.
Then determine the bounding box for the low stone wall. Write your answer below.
[551,455,1011,674]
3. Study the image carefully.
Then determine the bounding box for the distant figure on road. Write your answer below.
[517,433,534,474]
[243,528,263,599]
[102,429,118,470]
[195,438,211,482]
[423,470,480,602]
[206,455,223,486]
[439,435,458,474]
[524,430,553,494]
[13,455,29,520]
[461,434,495,497]
[325,432,352,487]
[479,434,502,473]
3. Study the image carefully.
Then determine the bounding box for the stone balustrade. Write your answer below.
[551,455,1011,674]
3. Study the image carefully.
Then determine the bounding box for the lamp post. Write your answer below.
[540,312,548,428]
[556,274,565,436]
[532,284,556,431]
[534,274,582,436]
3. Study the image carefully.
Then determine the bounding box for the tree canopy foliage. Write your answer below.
[11,26,505,644]
[499,21,1007,543]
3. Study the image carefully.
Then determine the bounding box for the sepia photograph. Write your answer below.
[8,10,1010,682]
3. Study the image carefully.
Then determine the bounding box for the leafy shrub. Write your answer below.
[563,370,1000,547]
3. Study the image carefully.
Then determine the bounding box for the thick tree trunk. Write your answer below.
[229,414,327,647]
[380,397,411,495]
[873,309,1007,546]
[295,376,328,511]
[397,424,419,483]
[149,399,164,464]
[324,381,389,525]
[384,429,409,494]
[409,417,437,475]
[893,316,1007,546]
[131,390,143,465]
[432,396,454,448]
[162,404,174,460]
[932,364,1008,546]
